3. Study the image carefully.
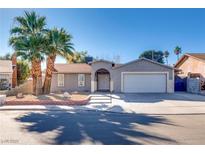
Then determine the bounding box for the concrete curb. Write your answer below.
[1,105,205,115]
[0,105,123,114]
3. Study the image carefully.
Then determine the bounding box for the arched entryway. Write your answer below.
[95,68,110,92]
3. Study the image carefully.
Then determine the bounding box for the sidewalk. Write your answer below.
[1,100,205,115]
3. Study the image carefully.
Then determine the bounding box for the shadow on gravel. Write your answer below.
[15,105,176,145]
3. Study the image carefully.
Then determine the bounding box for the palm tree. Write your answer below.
[66,51,87,63]
[174,46,182,60]
[164,50,170,65]
[9,11,47,95]
[42,28,74,94]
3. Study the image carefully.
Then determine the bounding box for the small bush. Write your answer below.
[17,61,30,85]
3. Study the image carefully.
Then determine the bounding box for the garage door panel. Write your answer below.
[123,73,166,93]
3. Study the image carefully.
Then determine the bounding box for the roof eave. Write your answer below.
[175,53,205,68]
[53,71,91,74]
[186,53,205,63]
[114,58,173,70]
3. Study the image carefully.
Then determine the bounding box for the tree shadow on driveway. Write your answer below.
[15,106,176,145]
[110,93,205,103]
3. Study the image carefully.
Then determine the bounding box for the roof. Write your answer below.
[54,58,173,74]
[0,60,12,73]
[187,53,205,61]
[114,58,173,70]
[54,63,91,73]
[175,53,205,68]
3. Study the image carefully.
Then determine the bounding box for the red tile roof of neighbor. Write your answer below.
[54,63,91,73]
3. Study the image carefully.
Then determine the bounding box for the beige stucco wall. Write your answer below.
[91,59,174,93]
[51,73,91,93]
[112,60,174,93]
[167,72,174,93]
[50,59,174,93]
[177,57,205,77]
[91,61,113,92]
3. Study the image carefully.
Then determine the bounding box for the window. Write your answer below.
[78,74,85,87]
[58,74,64,87]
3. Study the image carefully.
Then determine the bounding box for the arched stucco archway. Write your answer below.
[95,68,110,92]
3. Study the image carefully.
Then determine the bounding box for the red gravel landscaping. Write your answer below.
[5,100,89,106]
[5,93,90,106]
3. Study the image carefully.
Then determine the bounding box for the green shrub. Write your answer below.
[17,61,30,85]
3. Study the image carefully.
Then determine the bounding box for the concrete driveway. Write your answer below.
[86,92,205,114]
[112,92,205,103]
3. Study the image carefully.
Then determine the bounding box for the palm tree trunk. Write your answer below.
[31,59,42,95]
[43,54,56,94]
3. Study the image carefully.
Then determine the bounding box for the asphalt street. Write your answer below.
[1,110,205,145]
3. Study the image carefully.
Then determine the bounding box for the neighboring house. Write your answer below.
[0,55,17,90]
[51,58,174,93]
[175,53,205,76]
[175,53,205,93]
[0,60,13,90]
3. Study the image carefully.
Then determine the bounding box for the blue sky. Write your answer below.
[1,8,205,67]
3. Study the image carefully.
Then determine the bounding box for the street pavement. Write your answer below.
[1,109,205,145]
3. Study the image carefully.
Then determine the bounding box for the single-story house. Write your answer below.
[175,53,205,92]
[0,60,13,90]
[51,58,174,93]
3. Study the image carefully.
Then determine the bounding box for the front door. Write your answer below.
[97,74,110,91]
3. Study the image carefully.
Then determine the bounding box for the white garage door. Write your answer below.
[123,73,167,93]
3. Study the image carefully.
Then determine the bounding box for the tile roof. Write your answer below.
[0,60,12,73]
[54,63,91,73]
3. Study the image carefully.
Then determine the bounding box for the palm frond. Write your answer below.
[44,28,74,58]
[9,11,47,63]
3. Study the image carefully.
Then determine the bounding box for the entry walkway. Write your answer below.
[89,93,112,104]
